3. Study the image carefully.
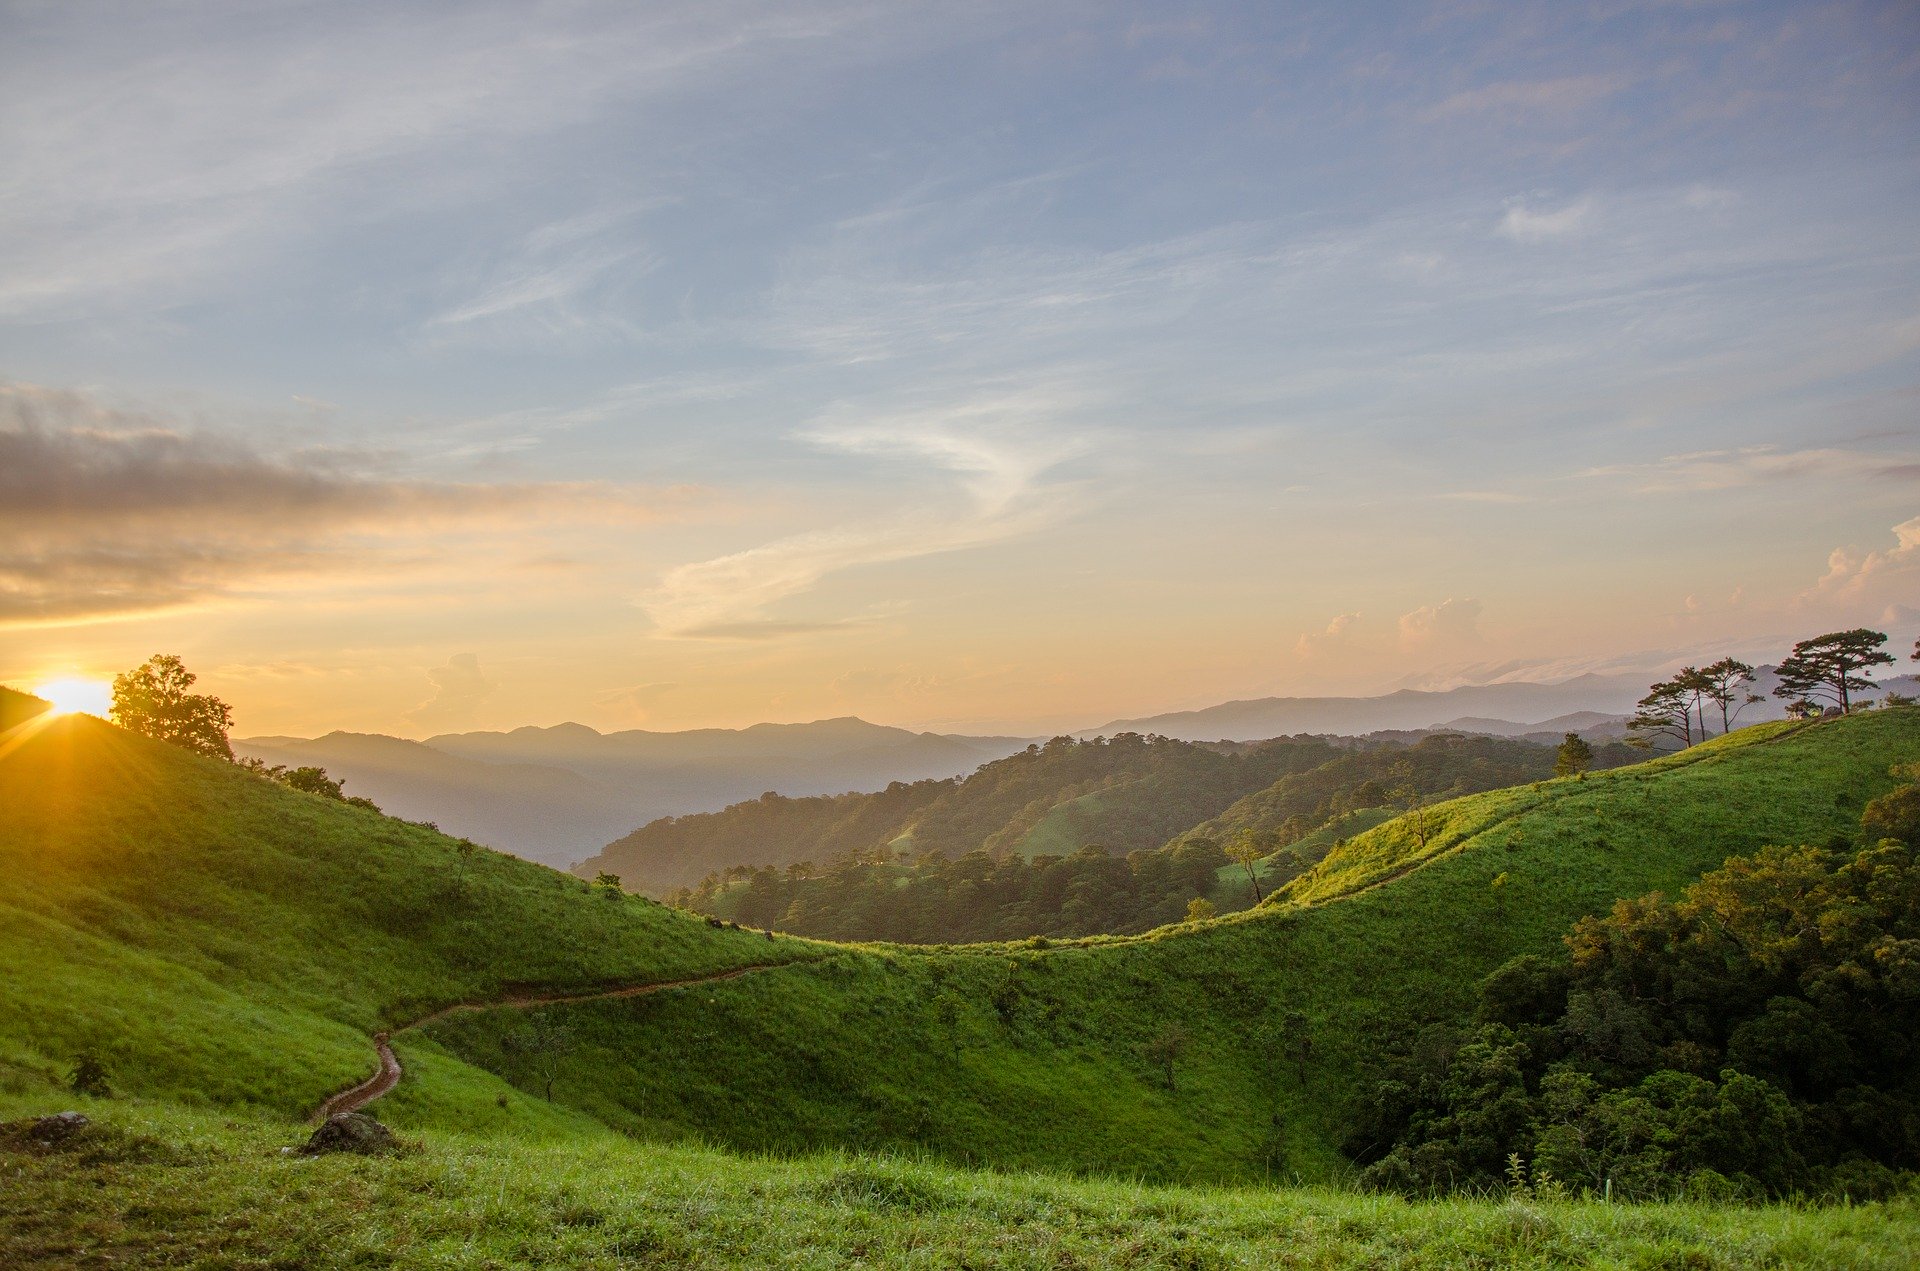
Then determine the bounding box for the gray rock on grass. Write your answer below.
[301,1112,397,1156]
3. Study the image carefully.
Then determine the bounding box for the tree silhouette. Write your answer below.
[1553,733,1592,777]
[1697,657,1761,736]
[1772,629,1895,713]
[110,655,234,760]
[1626,680,1695,749]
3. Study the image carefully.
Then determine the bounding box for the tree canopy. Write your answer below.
[110,655,234,761]
[1773,629,1895,712]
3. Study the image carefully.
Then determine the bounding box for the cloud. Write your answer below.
[643,391,1094,638]
[1497,199,1593,242]
[407,654,494,729]
[0,2,965,320]
[1398,597,1484,650]
[1797,515,1920,622]
[1584,445,1920,494]
[0,382,689,624]
[1423,74,1629,123]
[1295,612,1362,659]
[424,206,661,342]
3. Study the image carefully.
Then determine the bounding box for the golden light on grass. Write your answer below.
[32,677,113,718]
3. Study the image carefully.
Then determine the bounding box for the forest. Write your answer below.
[1350,766,1920,1201]
[669,730,1638,941]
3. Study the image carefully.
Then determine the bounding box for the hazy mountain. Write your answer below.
[1077,675,1655,741]
[236,718,1032,868]
[233,732,635,867]
[1079,668,1920,743]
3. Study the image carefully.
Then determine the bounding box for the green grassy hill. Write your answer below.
[0,690,811,1121]
[6,688,1913,1174]
[581,732,1344,894]
[3,689,1917,1267]
[416,712,1919,1182]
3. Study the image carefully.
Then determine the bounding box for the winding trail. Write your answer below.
[311,960,811,1122]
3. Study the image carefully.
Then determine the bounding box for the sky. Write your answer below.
[2,0,1918,738]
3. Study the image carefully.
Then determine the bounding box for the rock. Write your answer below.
[301,1112,397,1156]
[30,1112,89,1144]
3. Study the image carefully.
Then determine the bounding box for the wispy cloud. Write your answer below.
[1497,198,1593,242]
[1584,445,1920,494]
[1423,74,1630,122]
[0,2,975,320]
[643,389,1096,638]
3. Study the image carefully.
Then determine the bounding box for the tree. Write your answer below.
[1697,657,1761,736]
[1392,785,1437,849]
[1626,680,1695,750]
[501,1015,575,1101]
[282,765,344,799]
[1553,733,1593,778]
[1143,1023,1188,1092]
[1772,629,1894,713]
[110,655,234,760]
[1185,897,1217,922]
[1224,831,1266,903]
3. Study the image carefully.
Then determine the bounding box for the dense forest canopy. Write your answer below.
[666,731,1636,941]
[1351,767,1920,1201]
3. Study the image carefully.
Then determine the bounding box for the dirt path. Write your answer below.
[311,960,811,1122]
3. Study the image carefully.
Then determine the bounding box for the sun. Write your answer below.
[31,677,114,718]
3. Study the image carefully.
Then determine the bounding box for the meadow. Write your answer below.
[2,688,1916,1266]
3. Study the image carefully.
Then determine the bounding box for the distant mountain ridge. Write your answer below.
[234,717,1031,868]
[1081,668,1920,742]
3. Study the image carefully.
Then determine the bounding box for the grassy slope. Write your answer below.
[7,1096,1916,1271]
[1208,807,1399,907]
[411,711,1919,1182]
[0,700,814,1119]
[3,696,1914,1191]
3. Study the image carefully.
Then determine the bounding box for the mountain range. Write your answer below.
[234,719,1028,867]
[238,667,1920,867]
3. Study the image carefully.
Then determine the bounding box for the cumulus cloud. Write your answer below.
[1398,597,1484,651]
[1798,515,1920,622]
[642,391,1094,638]
[1295,612,1362,659]
[407,653,495,729]
[0,382,688,624]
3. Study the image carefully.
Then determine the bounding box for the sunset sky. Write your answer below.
[3,1,1917,737]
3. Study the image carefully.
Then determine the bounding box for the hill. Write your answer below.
[234,718,1031,869]
[0,689,810,1120]
[581,732,1348,896]
[472,710,1913,1182]
[2,685,1915,1264]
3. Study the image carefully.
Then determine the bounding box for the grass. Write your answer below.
[3,692,1916,1266]
[4,1094,1915,1270]
[408,710,1920,1182]
[1207,806,1399,907]
[0,702,817,1117]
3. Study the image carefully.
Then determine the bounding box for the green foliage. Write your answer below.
[1555,733,1593,778]
[588,731,1349,895]
[109,654,234,761]
[672,732,1601,943]
[1353,835,1920,1199]
[1774,629,1897,713]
